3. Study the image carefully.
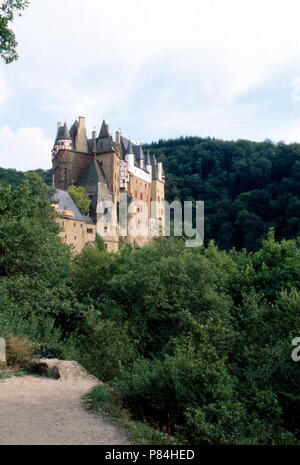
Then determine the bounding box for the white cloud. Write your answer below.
[0,126,53,171]
[0,0,299,169]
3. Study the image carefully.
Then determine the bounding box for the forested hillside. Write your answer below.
[0,167,51,189]
[148,137,300,250]
[1,136,300,250]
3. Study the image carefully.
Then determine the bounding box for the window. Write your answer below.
[140,193,143,200]
[135,191,137,199]
[73,223,76,227]
[87,228,93,234]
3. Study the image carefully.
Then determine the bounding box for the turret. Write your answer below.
[125,140,134,171]
[146,150,152,178]
[157,162,163,182]
[52,122,72,159]
[137,144,145,169]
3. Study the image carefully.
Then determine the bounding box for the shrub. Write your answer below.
[6,336,37,368]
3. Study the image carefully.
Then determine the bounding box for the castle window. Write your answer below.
[74,223,76,227]
[140,193,143,200]
[87,228,93,234]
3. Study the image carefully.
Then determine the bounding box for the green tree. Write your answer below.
[0,174,86,355]
[67,185,91,215]
[0,0,29,63]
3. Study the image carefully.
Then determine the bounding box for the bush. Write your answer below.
[71,319,138,382]
[6,336,37,368]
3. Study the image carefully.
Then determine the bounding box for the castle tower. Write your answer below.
[52,122,72,160]
[146,150,152,178]
[95,120,120,199]
[136,144,145,169]
[125,140,134,171]
[52,116,166,251]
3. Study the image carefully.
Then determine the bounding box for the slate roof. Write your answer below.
[146,149,151,166]
[126,139,134,155]
[99,120,110,138]
[151,154,159,180]
[58,123,71,140]
[121,136,150,173]
[52,189,94,224]
[77,159,112,195]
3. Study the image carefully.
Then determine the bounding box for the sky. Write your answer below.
[1,0,300,170]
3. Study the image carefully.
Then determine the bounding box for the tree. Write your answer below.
[67,185,91,215]
[0,0,29,64]
[0,174,85,353]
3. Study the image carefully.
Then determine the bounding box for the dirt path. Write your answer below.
[0,375,129,445]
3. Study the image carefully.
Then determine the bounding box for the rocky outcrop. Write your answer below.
[35,359,98,382]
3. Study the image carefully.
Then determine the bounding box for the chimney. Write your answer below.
[115,131,121,145]
[57,122,61,130]
[78,116,85,127]
[106,124,110,135]
[92,130,97,139]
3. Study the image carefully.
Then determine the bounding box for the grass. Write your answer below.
[0,369,26,381]
[83,384,179,445]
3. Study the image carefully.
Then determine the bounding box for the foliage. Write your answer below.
[6,336,36,367]
[84,385,177,445]
[0,0,29,63]
[0,174,88,354]
[0,370,25,380]
[1,134,300,252]
[67,185,91,215]
[1,172,299,445]
[0,167,51,189]
[146,137,300,251]
[74,235,300,444]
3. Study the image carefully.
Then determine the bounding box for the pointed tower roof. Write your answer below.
[126,139,134,155]
[57,122,71,140]
[151,154,159,180]
[69,120,79,139]
[136,144,145,161]
[99,120,110,138]
[146,149,151,166]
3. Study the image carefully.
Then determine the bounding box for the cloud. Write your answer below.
[0,0,300,171]
[0,126,53,171]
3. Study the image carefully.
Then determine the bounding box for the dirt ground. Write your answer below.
[0,375,129,445]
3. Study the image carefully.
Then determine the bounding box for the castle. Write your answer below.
[52,117,165,252]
